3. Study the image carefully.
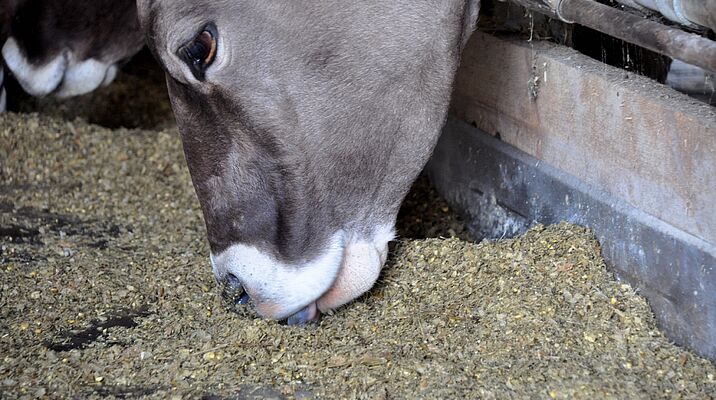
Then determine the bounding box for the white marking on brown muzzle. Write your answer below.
[2,37,119,98]
[210,231,346,320]
[2,38,67,96]
[54,58,117,98]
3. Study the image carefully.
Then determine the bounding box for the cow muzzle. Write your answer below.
[2,37,119,98]
[211,225,394,325]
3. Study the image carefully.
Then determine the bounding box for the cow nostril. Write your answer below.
[225,273,242,291]
[236,292,250,305]
[221,273,250,306]
[286,303,319,326]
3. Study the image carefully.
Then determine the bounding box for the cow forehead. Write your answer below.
[139,1,462,56]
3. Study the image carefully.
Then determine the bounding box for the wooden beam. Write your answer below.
[450,31,716,245]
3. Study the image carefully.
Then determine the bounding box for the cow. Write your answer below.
[0,0,144,110]
[137,0,479,324]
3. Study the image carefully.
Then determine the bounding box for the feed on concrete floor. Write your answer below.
[1,81,715,399]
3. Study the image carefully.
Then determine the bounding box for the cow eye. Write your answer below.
[178,23,217,80]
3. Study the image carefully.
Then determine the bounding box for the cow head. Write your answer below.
[137,0,478,323]
[1,0,144,98]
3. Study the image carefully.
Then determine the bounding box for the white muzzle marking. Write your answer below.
[2,37,119,98]
[54,58,116,98]
[2,38,66,96]
[210,225,396,319]
[210,231,347,320]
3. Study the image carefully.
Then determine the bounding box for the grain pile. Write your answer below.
[1,81,715,399]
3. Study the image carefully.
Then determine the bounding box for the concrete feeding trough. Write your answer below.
[427,1,716,362]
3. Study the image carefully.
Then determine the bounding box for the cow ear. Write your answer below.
[178,23,217,81]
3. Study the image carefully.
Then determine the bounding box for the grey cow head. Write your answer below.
[1,0,144,98]
[138,0,478,323]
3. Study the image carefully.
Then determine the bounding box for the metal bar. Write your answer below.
[561,0,716,73]
[615,0,716,32]
[507,0,716,73]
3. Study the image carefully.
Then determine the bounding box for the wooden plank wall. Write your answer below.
[450,32,716,245]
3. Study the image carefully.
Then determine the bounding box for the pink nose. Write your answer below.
[223,273,250,305]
